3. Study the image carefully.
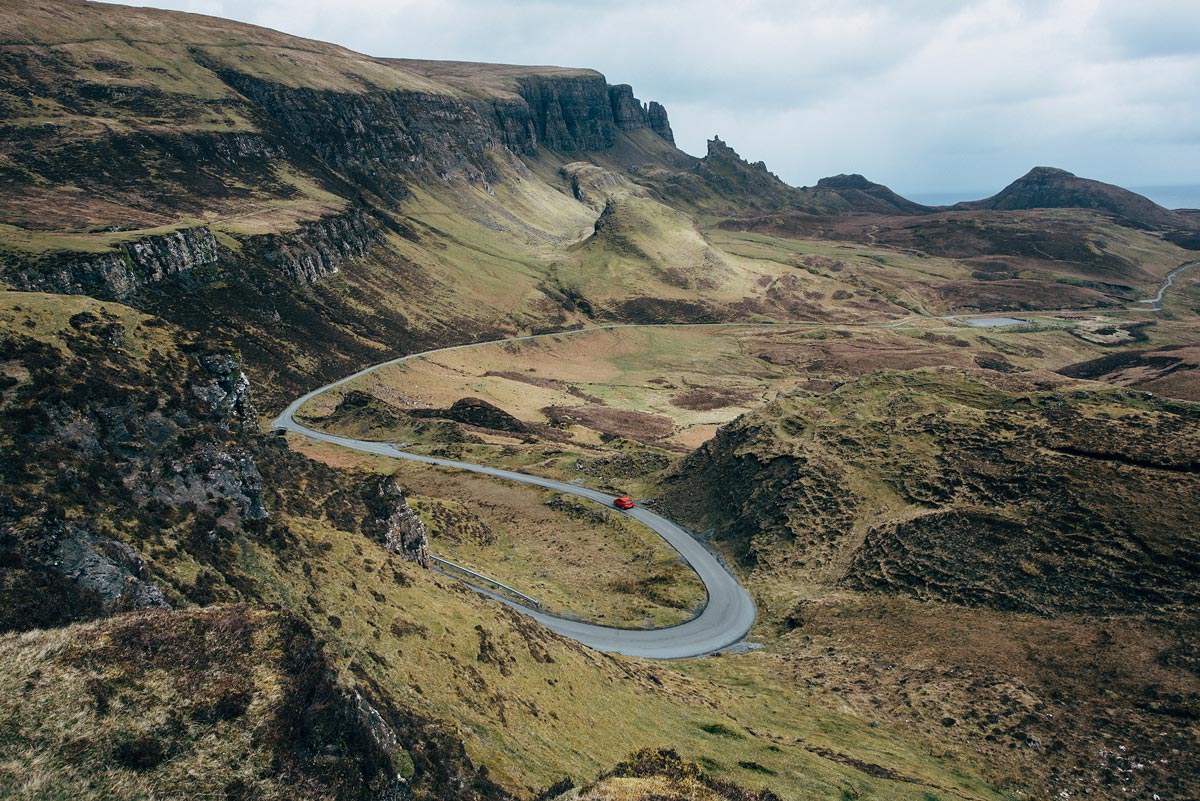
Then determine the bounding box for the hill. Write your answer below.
[657,369,1200,798]
[956,166,1186,229]
[814,173,933,215]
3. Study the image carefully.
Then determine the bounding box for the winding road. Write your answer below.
[271,332,758,659]
[271,258,1196,659]
[1134,260,1199,311]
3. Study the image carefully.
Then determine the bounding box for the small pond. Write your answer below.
[964,317,1028,328]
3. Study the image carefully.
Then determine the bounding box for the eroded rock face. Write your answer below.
[516,74,616,151]
[4,206,384,301]
[0,520,170,633]
[608,85,675,144]
[145,443,269,526]
[361,476,431,568]
[50,523,171,611]
[218,71,503,194]
[645,101,675,144]
[194,352,259,431]
[250,209,382,285]
[0,325,275,632]
[8,227,221,301]
[511,75,675,152]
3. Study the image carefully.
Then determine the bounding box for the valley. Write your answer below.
[0,2,1198,800]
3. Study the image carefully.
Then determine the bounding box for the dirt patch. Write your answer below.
[669,387,756,411]
[1059,345,1200,402]
[542,404,676,443]
[483,370,561,390]
[612,297,724,324]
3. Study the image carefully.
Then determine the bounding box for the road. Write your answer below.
[1134,261,1199,311]
[271,342,758,659]
[271,258,1195,658]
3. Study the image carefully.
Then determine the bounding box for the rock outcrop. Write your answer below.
[193,351,259,431]
[695,136,827,210]
[361,476,432,568]
[6,227,220,301]
[644,136,849,214]
[4,207,383,301]
[608,84,675,144]
[645,101,675,144]
[0,520,170,633]
[0,311,276,631]
[249,209,382,285]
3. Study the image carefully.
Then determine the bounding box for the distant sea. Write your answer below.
[1131,185,1200,211]
[910,185,1200,211]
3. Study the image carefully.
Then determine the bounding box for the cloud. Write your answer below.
[111,0,1200,196]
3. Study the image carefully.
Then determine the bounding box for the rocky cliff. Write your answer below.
[3,208,383,300]
[214,68,507,193]
[360,475,432,568]
[608,84,675,144]
[384,60,677,154]
[248,208,383,285]
[4,227,221,301]
[510,74,675,152]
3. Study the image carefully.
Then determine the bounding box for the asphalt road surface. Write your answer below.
[271,339,757,659]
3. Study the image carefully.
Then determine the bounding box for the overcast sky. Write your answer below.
[114,0,1200,200]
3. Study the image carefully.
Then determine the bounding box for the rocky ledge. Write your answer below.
[2,208,382,300]
[4,227,220,301]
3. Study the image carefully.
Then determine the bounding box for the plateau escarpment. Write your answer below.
[0,0,696,402]
[388,59,677,153]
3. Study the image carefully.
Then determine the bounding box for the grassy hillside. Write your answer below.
[658,369,1200,799]
[2,3,1199,800]
[0,288,1020,800]
[0,605,504,801]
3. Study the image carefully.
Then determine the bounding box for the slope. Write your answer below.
[955,166,1187,229]
[657,368,1200,798]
